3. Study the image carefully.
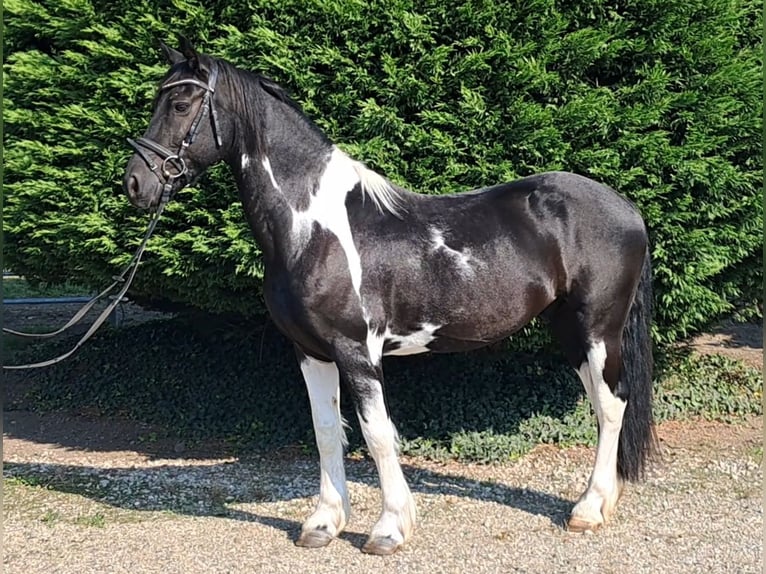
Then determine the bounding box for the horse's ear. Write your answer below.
[178,35,200,70]
[159,41,185,65]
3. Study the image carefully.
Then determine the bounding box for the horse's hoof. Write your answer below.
[296,528,334,548]
[566,516,602,533]
[362,535,402,555]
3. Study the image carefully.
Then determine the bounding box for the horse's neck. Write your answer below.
[229,98,334,266]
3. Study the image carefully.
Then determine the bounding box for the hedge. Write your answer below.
[4,0,762,343]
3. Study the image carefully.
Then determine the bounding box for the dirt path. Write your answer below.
[3,308,762,573]
[684,319,762,370]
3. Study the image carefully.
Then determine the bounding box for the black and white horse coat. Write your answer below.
[124,41,655,555]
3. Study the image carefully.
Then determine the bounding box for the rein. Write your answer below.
[3,202,166,369]
[3,61,222,370]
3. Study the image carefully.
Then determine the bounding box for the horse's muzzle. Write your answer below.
[123,160,163,210]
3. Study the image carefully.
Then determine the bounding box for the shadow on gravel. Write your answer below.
[4,313,577,543]
[221,510,371,549]
[2,410,230,461]
[4,456,572,546]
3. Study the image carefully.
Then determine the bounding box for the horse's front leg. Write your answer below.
[295,349,350,548]
[335,343,416,555]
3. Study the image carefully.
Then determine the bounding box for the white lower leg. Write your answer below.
[571,341,626,529]
[299,357,349,540]
[575,362,598,420]
[357,381,415,550]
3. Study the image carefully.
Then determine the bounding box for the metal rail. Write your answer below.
[2,275,122,327]
[3,297,93,305]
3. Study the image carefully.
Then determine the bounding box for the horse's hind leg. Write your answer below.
[568,337,627,531]
[295,349,350,548]
[335,341,416,555]
[549,302,628,532]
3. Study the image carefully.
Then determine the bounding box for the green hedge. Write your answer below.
[4,0,762,342]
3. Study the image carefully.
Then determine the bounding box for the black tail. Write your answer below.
[617,248,656,482]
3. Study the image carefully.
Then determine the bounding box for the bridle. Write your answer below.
[3,60,224,370]
[127,59,223,207]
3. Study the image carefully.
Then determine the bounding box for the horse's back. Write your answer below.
[418,170,649,280]
[361,170,647,278]
[419,171,644,230]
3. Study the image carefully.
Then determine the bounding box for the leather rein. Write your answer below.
[4,62,222,369]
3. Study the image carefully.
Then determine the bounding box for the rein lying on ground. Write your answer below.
[123,39,655,555]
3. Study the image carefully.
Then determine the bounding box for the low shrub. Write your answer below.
[7,316,761,461]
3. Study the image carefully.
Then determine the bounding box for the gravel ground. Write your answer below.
[3,305,763,573]
[3,414,762,574]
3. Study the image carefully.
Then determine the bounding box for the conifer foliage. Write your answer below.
[4,0,762,341]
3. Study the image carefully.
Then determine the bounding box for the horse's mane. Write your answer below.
[216,57,403,216]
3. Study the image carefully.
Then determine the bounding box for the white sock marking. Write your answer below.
[575,362,596,417]
[357,378,415,542]
[572,340,627,525]
[299,356,349,534]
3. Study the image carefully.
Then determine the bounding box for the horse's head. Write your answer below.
[123,38,228,210]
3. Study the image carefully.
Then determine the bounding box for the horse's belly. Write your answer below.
[379,310,524,357]
[384,344,431,357]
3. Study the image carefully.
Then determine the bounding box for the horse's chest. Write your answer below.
[261,272,321,347]
[262,266,364,356]
[261,272,296,327]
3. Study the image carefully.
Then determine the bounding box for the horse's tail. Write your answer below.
[617,247,656,482]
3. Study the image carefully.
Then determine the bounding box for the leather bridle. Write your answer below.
[127,59,223,206]
[3,61,225,369]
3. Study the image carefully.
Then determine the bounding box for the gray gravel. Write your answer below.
[3,416,762,574]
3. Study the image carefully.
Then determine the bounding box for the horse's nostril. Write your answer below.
[126,174,139,197]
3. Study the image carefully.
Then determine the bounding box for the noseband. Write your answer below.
[127,60,223,205]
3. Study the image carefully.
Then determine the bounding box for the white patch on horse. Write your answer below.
[366,322,441,363]
[299,356,350,538]
[261,156,282,192]
[241,153,250,170]
[570,340,627,529]
[292,147,364,299]
[430,228,474,276]
[384,323,441,357]
[366,324,385,366]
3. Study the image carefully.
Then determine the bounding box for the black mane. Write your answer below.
[214,57,329,159]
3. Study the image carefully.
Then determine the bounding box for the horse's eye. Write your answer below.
[174,102,190,113]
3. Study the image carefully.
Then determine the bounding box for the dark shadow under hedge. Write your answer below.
[6,314,761,462]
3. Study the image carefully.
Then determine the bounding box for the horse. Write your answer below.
[123,39,655,555]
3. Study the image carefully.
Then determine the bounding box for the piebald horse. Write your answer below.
[124,40,655,555]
